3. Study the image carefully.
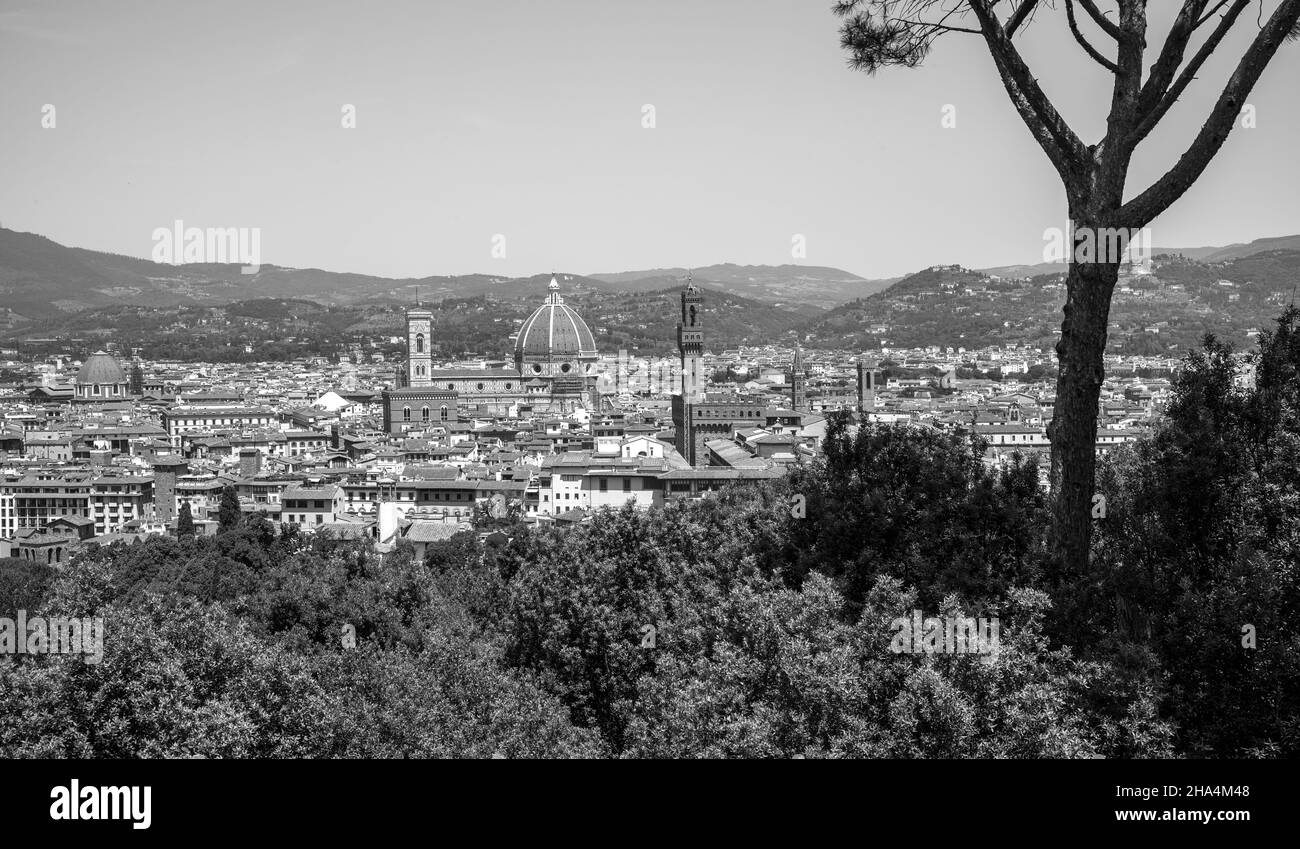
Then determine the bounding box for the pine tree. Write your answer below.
[177,501,195,539]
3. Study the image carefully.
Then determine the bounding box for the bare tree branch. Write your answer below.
[1065,0,1121,72]
[967,0,1090,193]
[1196,0,1231,28]
[1119,0,1300,226]
[1076,0,1128,41]
[1005,0,1040,36]
[1088,1,1148,209]
[1136,2,1210,118]
[1128,0,1251,149]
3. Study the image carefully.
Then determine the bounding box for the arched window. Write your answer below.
[402,406,411,421]
[415,333,425,353]
[447,383,455,391]
[440,405,449,421]
[421,406,430,421]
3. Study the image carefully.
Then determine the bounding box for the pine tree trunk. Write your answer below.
[1049,247,1120,576]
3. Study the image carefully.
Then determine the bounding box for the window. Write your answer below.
[415,333,425,353]
[440,405,449,421]
[599,478,608,492]
[402,406,411,421]
[421,406,430,421]
[622,478,631,492]
[447,383,455,391]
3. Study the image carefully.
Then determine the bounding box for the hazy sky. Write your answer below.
[2,0,1298,280]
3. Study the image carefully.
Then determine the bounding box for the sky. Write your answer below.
[2,0,1298,280]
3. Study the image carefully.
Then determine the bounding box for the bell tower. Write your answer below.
[677,274,704,404]
[407,301,433,387]
[857,354,879,414]
[790,341,806,412]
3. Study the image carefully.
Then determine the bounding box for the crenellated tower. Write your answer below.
[677,273,704,403]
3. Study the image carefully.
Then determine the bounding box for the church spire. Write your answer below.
[790,336,806,412]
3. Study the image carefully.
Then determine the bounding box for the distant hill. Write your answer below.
[588,263,898,310]
[6,226,1298,359]
[977,234,1300,280]
[807,252,1300,355]
[1199,235,1300,263]
[0,228,860,318]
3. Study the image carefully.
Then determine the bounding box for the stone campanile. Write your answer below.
[406,303,433,387]
[857,355,880,413]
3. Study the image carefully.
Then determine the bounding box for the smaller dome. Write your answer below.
[76,351,126,386]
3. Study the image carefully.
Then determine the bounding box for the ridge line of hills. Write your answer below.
[3,227,1300,359]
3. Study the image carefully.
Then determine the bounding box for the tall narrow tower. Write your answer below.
[677,274,704,403]
[789,341,806,412]
[857,354,879,414]
[407,302,433,387]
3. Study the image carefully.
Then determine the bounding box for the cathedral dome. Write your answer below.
[514,277,597,362]
[76,351,126,386]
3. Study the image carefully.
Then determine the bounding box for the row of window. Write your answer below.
[402,406,451,421]
[284,499,333,510]
[79,384,124,396]
[169,417,271,427]
[695,409,762,418]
